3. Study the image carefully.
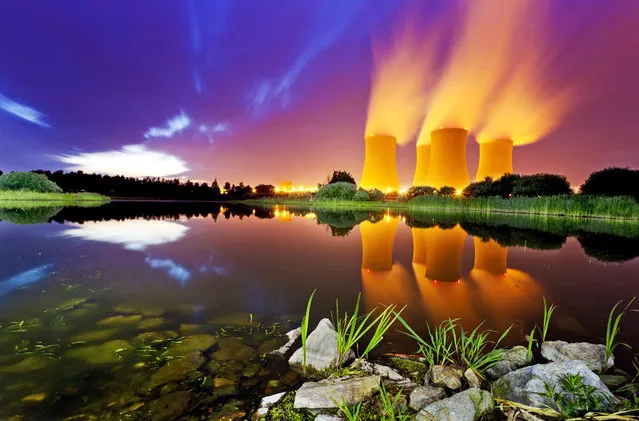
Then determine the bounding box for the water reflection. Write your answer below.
[0,264,54,297]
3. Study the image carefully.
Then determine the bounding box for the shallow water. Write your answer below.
[0,202,638,420]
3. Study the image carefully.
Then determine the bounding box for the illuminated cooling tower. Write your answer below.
[475,138,514,181]
[426,128,470,190]
[359,135,400,192]
[472,238,507,275]
[360,217,398,271]
[411,227,428,266]
[425,225,467,283]
[412,144,431,186]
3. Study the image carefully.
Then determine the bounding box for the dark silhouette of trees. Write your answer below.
[329,170,356,185]
[580,167,639,200]
[408,186,437,199]
[255,184,275,196]
[512,174,572,197]
[438,186,457,197]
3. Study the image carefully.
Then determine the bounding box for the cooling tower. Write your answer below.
[359,134,400,192]
[412,144,431,186]
[426,128,470,190]
[424,224,466,282]
[475,138,514,181]
[472,238,507,275]
[360,217,399,271]
[411,227,428,266]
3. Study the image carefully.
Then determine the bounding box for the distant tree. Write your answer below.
[0,170,4,176]
[223,181,231,191]
[512,174,572,197]
[316,182,357,200]
[369,188,385,202]
[255,184,275,196]
[329,170,356,185]
[495,173,521,198]
[438,186,457,197]
[352,189,371,201]
[210,179,221,196]
[580,167,639,200]
[408,186,437,199]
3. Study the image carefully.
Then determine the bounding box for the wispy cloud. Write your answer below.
[145,257,191,286]
[53,144,189,178]
[198,122,229,143]
[0,92,51,127]
[144,111,191,139]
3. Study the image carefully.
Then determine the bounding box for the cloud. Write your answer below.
[53,144,189,177]
[145,257,191,286]
[144,111,191,139]
[60,220,190,250]
[198,122,229,143]
[0,92,50,127]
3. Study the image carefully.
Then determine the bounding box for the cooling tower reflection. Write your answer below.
[360,217,417,312]
[470,238,543,331]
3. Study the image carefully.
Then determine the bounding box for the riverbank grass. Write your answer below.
[0,191,110,209]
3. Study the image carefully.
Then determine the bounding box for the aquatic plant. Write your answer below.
[397,317,457,366]
[605,297,636,364]
[455,322,512,376]
[300,289,316,375]
[333,399,363,421]
[135,337,184,367]
[15,341,62,359]
[7,320,40,333]
[378,383,410,421]
[334,293,403,367]
[543,373,612,418]
[539,297,557,343]
[527,326,537,361]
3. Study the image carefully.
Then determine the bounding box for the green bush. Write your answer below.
[0,172,63,193]
[369,189,384,201]
[352,189,370,201]
[512,174,571,197]
[315,182,357,201]
[580,167,639,200]
[438,186,457,197]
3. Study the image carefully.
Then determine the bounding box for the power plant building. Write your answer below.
[359,134,401,192]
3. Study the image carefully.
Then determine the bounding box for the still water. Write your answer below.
[0,202,637,419]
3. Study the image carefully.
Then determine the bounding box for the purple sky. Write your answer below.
[0,0,638,187]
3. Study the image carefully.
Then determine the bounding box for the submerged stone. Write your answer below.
[71,328,120,343]
[147,390,191,421]
[131,330,178,346]
[138,317,167,330]
[212,337,255,361]
[22,393,47,403]
[146,352,206,390]
[66,340,132,365]
[168,334,217,356]
[114,303,164,317]
[179,323,207,335]
[97,315,142,327]
[0,356,54,373]
[210,312,254,326]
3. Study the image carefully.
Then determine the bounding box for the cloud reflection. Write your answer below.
[0,264,54,296]
[60,220,189,250]
[145,257,191,286]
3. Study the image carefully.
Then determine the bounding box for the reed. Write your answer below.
[605,297,636,364]
[333,399,362,421]
[540,297,557,343]
[378,383,410,421]
[300,289,316,375]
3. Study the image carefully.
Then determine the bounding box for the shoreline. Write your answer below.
[0,191,111,209]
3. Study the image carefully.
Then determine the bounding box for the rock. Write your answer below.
[492,360,615,412]
[147,390,191,421]
[131,331,179,346]
[359,360,404,381]
[97,314,143,327]
[179,323,207,335]
[0,356,54,373]
[256,391,286,416]
[114,303,164,317]
[22,393,47,402]
[66,340,132,365]
[464,368,482,389]
[315,416,343,421]
[598,374,630,389]
[486,346,531,380]
[242,362,262,378]
[168,334,217,356]
[388,357,429,383]
[211,312,254,326]
[139,317,167,330]
[417,388,494,421]
[146,352,206,390]
[270,327,301,357]
[294,375,381,409]
[289,318,353,371]
[258,337,286,355]
[541,341,612,373]
[212,337,255,361]
[214,376,239,387]
[409,386,446,411]
[70,328,120,343]
[426,365,463,390]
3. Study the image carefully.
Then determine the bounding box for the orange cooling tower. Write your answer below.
[426,128,470,190]
[425,225,467,283]
[359,134,400,192]
[472,238,507,275]
[360,217,399,272]
[411,227,428,266]
[412,144,431,186]
[475,138,514,181]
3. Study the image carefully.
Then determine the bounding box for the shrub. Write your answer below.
[581,167,639,200]
[352,189,370,201]
[315,182,357,201]
[408,186,437,199]
[369,189,385,202]
[0,172,63,193]
[512,174,571,197]
[329,170,356,185]
[438,186,457,197]
[496,173,521,198]
[463,178,498,198]
[254,184,275,196]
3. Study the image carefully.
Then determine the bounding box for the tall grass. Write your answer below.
[539,297,557,343]
[300,289,316,375]
[378,383,411,421]
[333,399,362,421]
[0,190,110,209]
[527,327,537,361]
[397,316,510,375]
[605,297,636,364]
[334,293,404,367]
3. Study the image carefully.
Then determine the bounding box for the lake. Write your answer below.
[0,202,637,420]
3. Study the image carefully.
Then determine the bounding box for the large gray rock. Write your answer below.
[417,388,494,421]
[271,327,301,357]
[289,319,353,371]
[541,341,613,373]
[426,365,463,390]
[294,376,381,409]
[492,360,614,412]
[359,360,404,381]
[486,346,531,380]
[314,416,343,421]
[409,386,446,411]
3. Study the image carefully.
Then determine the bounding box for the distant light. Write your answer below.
[455,189,463,196]
[275,187,281,193]
[252,188,257,193]
[386,188,391,193]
